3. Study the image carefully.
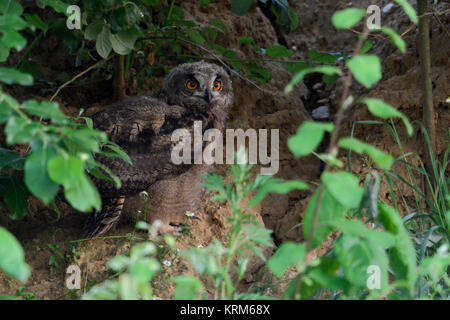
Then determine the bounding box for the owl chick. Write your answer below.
[83,61,233,237]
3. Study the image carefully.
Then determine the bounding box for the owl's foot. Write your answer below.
[82,196,125,238]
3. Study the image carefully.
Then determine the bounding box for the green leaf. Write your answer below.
[24,147,59,204]
[47,156,84,189]
[173,276,204,300]
[0,147,24,171]
[39,0,70,14]
[332,8,366,29]
[0,68,33,85]
[23,13,48,33]
[186,30,205,46]
[381,27,406,54]
[361,98,413,136]
[285,66,341,93]
[64,173,101,212]
[84,20,103,41]
[268,242,306,277]
[5,117,41,145]
[0,1,23,15]
[22,100,67,124]
[288,121,334,157]
[0,176,29,220]
[347,55,381,88]
[142,0,159,5]
[335,234,389,289]
[394,0,418,24]
[378,203,418,295]
[96,26,112,59]
[338,137,394,170]
[308,49,339,63]
[209,18,229,33]
[0,14,27,31]
[245,64,271,83]
[129,258,159,283]
[303,187,347,249]
[360,40,374,54]
[266,45,293,58]
[249,179,308,207]
[231,0,252,16]
[0,28,26,51]
[332,220,395,249]
[0,42,9,62]
[0,226,30,282]
[322,171,363,209]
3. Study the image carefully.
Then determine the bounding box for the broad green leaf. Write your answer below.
[23,13,48,33]
[360,40,374,54]
[0,1,23,15]
[0,41,9,62]
[0,28,26,51]
[347,55,381,88]
[0,14,27,31]
[266,45,293,58]
[335,234,389,289]
[322,171,363,209]
[142,0,159,5]
[96,26,112,59]
[245,64,271,83]
[5,117,41,145]
[308,49,339,63]
[209,18,229,33]
[231,0,252,16]
[0,176,29,220]
[0,67,32,85]
[361,98,413,136]
[332,220,395,249]
[0,147,24,171]
[186,30,205,46]
[0,227,30,282]
[378,203,418,295]
[22,100,67,124]
[288,121,334,157]
[268,242,306,277]
[39,0,70,14]
[48,156,84,189]
[285,66,341,93]
[84,20,103,40]
[303,187,346,249]
[173,276,204,300]
[24,147,59,204]
[238,36,253,45]
[129,258,159,284]
[338,137,394,170]
[64,173,101,212]
[249,179,308,207]
[332,8,366,29]
[381,27,406,54]
[394,0,418,24]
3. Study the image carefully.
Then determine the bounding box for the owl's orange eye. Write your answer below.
[213,80,222,91]
[186,80,198,90]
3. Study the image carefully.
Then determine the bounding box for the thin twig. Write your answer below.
[433,13,450,39]
[50,55,113,102]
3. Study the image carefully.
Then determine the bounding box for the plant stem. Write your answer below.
[113,54,127,101]
[417,0,436,198]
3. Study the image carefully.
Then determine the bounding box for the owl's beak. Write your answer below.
[203,90,212,103]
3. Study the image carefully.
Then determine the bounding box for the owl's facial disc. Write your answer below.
[184,74,223,104]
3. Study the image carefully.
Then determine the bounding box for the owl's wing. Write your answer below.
[91,95,189,196]
[92,95,186,151]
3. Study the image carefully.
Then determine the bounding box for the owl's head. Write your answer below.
[159,61,233,127]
